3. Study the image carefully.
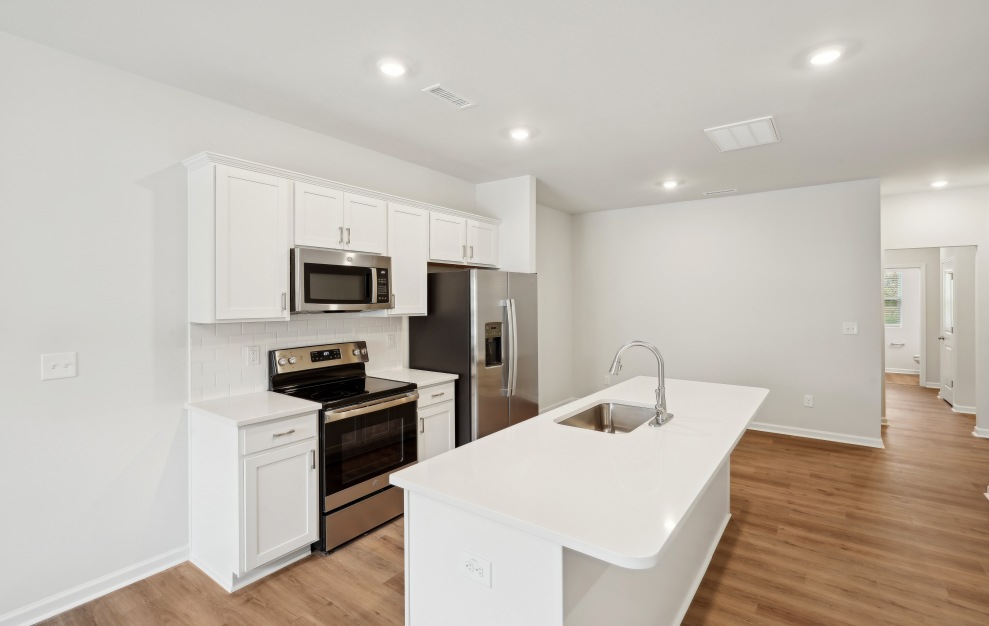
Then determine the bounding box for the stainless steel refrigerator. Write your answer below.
[409,270,538,446]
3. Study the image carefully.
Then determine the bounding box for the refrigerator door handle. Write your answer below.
[509,298,519,396]
[502,298,514,396]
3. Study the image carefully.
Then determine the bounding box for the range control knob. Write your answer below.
[277,357,288,366]
[353,349,361,356]
[288,356,298,364]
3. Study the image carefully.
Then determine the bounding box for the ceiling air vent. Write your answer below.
[704,116,780,152]
[703,189,738,196]
[422,84,477,109]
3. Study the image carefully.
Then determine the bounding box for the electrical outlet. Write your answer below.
[603,374,612,386]
[41,352,77,380]
[387,333,397,350]
[459,550,491,587]
[842,322,858,335]
[803,394,814,408]
[246,346,261,366]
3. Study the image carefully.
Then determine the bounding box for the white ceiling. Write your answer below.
[2,0,988,213]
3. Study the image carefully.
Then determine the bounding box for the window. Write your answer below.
[883,270,902,327]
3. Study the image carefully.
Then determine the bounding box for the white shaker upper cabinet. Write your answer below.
[429,213,468,263]
[294,182,345,249]
[387,203,429,316]
[191,163,290,322]
[293,184,386,255]
[466,219,499,267]
[343,193,388,255]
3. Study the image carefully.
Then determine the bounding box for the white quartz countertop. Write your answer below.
[370,368,459,387]
[185,391,321,426]
[391,376,768,569]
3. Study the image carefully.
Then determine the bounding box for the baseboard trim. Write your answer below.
[972,426,989,439]
[884,368,920,375]
[747,422,885,449]
[191,546,312,593]
[881,415,889,426]
[540,397,580,412]
[0,545,189,626]
[923,381,941,389]
[951,405,976,415]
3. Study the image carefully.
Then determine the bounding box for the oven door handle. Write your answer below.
[324,392,419,423]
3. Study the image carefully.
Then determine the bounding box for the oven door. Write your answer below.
[292,247,393,312]
[322,392,418,511]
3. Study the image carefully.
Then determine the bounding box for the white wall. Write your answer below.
[883,248,940,386]
[0,32,477,624]
[882,186,989,436]
[572,180,884,447]
[884,268,922,374]
[941,246,978,412]
[536,205,575,410]
[476,175,536,273]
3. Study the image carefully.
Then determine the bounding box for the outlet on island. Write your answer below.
[459,550,492,587]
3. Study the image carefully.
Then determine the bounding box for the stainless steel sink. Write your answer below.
[556,403,657,434]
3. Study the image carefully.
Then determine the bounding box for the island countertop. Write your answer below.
[391,376,768,569]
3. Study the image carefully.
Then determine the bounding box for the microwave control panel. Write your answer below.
[376,268,390,304]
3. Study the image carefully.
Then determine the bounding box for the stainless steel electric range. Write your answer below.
[269,341,418,552]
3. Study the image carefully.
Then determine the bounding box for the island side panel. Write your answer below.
[562,459,731,626]
[406,491,564,626]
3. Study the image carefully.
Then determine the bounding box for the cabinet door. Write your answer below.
[467,220,499,267]
[343,193,388,254]
[429,213,468,263]
[243,440,319,570]
[418,402,455,462]
[388,203,429,316]
[294,182,345,249]
[215,165,290,320]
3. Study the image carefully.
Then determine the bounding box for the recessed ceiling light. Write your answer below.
[809,47,843,66]
[662,180,679,189]
[377,59,407,77]
[931,180,949,188]
[509,128,531,141]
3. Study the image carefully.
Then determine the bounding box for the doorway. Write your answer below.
[882,246,977,419]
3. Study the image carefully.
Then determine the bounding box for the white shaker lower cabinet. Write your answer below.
[188,408,319,592]
[387,202,429,316]
[185,155,291,323]
[416,381,456,461]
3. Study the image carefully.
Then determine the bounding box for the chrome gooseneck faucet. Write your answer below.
[608,340,674,427]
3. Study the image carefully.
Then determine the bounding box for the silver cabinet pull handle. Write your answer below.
[311,449,316,469]
[431,392,445,398]
[420,417,425,434]
[273,429,296,438]
[462,244,466,259]
[281,292,287,311]
[338,226,344,244]
[470,245,474,259]
[346,227,351,244]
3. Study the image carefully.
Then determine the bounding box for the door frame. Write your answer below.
[883,263,927,386]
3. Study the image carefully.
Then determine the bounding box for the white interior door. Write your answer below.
[939,258,956,405]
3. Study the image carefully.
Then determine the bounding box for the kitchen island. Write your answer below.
[390,375,768,626]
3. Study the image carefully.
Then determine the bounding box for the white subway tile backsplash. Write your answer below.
[201,335,229,348]
[189,316,407,401]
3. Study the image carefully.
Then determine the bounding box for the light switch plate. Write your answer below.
[842,322,859,335]
[41,352,77,380]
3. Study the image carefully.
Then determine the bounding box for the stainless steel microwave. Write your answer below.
[291,247,393,313]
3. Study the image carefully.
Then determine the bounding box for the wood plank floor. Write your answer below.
[885,372,920,386]
[45,382,989,625]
